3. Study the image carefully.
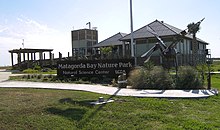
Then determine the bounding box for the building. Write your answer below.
[71,29,98,58]
[93,32,129,58]
[120,20,209,65]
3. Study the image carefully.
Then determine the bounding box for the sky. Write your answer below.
[0,0,220,66]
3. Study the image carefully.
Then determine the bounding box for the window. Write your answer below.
[72,31,79,41]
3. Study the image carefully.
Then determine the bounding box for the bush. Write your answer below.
[128,66,174,89]
[42,76,49,82]
[22,68,38,73]
[150,66,174,89]
[111,78,118,87]
[34,65,41,71]
[143,61,154,71]
[90,77,99,83]
[176,66,204,89]
[37,74,43,79]
[27,75,31,79]
[81,77,89,81]
[128,68,146,89]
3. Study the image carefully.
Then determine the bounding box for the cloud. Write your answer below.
[0,16,71,66]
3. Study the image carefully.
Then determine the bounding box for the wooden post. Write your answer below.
[17,53,21,63]
[23,53,26,62]
[11,53,14,67]
[44,53,46,60]
[17,52,21,69]
[59,52,62,61]
[31,53,33,60]
[27,53,30,61]
[49,52,52,68]
[34,53,36,60]
[49,52,52,60]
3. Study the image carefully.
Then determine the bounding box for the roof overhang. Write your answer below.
[9,48,53,53]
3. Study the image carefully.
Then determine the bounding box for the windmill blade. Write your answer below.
[167,36,182,49]
[141,43,161,62]
[146,26,167,49]
[141,43,158,57]
[195,18,205,27]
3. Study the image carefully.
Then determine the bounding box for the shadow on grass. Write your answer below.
[59,98,96,107]
[46,107,86,121]
[46,98,97,122]
[77,88,122,129]
[46,88,122,128]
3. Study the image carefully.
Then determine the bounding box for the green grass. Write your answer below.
[211,61,220,71]
[212,74,220,89]
[22,68,57,74]
[0,88,219,130]
[0,66,12,70]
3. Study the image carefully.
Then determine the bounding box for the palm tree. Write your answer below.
[187,18,204,66]
[100,46,112,59]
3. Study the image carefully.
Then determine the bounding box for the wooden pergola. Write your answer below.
[8,48,53,69]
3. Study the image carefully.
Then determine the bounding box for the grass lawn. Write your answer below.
[0,88,219,130]
[211,61,220,71]
[1,62,219,129]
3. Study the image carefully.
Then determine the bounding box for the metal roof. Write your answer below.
[93,32,127,47]
[120,20,209,44]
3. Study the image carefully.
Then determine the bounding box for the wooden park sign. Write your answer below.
[57,59,134,78]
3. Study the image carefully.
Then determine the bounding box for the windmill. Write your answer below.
[141,18,205,70]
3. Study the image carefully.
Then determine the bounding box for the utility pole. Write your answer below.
[130,0,136,66]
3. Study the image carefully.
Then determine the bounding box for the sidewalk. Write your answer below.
[0,80,218,98]
[0,69,218,98]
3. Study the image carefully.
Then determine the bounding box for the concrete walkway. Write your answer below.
[0,69,218,98]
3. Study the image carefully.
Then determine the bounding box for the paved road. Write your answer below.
[0,69,218,98]
[0,69,11,82]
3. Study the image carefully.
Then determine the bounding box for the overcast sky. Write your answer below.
[0,0,220,66]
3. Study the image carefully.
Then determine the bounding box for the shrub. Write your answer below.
[22,75,27,79]
[128,68,147,89]
[81,77,89,81]
[42,77,49,82]
[37,74,43,79]
[143,61,154,71]
[31,75,35,79]
[150,66,174,89]
[50,75,58,81]
[22,68,38,73]
[128,66,174,90]
[102,77,112,84]
[176,66,204,89]
[111,78,118,87]
[34,65,41,71]
[90,77,99,83]
[27,75,31,79]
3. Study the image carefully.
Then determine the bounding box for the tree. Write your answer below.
[187,18,204,66]
[100,47,112,58]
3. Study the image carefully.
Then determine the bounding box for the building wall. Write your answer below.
[135,37,207,65]
[72,29,98,57]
